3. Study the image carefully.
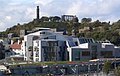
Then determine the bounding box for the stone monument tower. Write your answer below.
[37,6,39,19]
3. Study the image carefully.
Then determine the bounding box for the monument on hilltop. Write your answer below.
[34,6,41,24]
[36,6,40,19]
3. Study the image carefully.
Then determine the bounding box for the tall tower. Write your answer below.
[36,6,39,19]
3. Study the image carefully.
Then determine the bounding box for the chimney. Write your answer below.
[11,40,14,44]
[18,40,20,44]
[37,6,39,19]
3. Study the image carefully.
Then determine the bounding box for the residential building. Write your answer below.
[33,39,67,62]
[79,27,92,33]
[10,40,23,55]
[20,30,27,38]
[23,28,68,61]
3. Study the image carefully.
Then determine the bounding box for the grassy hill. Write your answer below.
[1,18,120,46]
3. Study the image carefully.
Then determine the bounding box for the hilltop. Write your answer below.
[0,16,120,46]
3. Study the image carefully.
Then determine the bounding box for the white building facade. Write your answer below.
[23,28,68,62]
[22,28,120,62]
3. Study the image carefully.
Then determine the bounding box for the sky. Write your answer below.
[0,0,120,31]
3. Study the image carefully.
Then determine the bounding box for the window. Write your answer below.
[25,41,26,46]
[34,47,39,52]
[48,41,58,46]
[48,36,56,39]
[36,52,39,57]
[43,47,57,61]
[82,51,90,56]
[91,45,97,59]
[74,51,80,60]
[100,51,113,57]
[91,45,97,51]
[33,36,39,40]
[36,58,39,61]
[75,42,78,46]
[40,32,45,34]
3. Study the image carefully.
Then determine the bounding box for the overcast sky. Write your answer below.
[0,0,120,31]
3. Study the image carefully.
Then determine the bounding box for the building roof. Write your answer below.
[9,55,24,58]
[78,38,95,44]
[71,43,89,49]
[10,42,22,49]
[0,65,7,70]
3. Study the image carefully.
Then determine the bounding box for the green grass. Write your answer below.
[7,60,89,68]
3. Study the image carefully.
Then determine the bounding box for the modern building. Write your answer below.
[33,39,67,62]
[21,28,120,62]
[67,38,120,61]
[22,28,68,62]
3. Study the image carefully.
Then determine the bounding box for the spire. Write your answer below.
[37,6,39,19]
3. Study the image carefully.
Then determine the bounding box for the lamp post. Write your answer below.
[88,64,91,76]
[97,61,100,76]
[75,65,79,76]
[114,57,117,69]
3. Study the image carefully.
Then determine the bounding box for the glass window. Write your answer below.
[36,52,39,57]
[100,51,113,57]
[82,51,90,56]
[74,51,80,60]
[36,58,39,61]
[91,45,97,51]
[40,32,45,34]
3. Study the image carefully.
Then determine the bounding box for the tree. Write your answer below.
[49,16,61,22]
[81,18,92,23]
[92,20,102,27]
[114,66,120,76]
[54,16,61,22]
[40,16,49,22]
[103,62,112,75]
[49,16,54,21]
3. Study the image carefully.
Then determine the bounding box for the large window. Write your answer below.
[100,51,113,57]
[91,45,97,51]
[82,51,90,56]
[34,47,39,57]
[74,51,80,60]
[48,41,58,46]
[43,47,57,61]
[91,45,97,59]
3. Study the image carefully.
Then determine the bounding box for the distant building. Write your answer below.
[61,15,78,22]
[8,33,14,39]
[8,40,23,57]
[20,30,27,38]
[8,33,18,39]
[79,27,92,33]
[5,50,12,58]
